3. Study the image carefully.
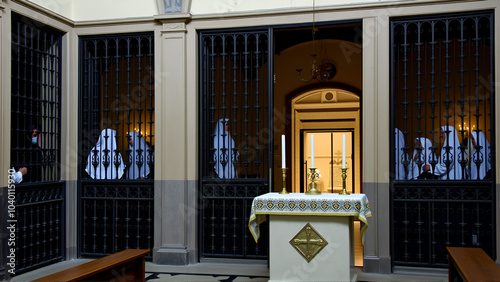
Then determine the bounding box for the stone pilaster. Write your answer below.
[153,13,196,265]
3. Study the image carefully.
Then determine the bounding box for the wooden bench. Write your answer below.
[33,249,151,282]
[447,247,500,282]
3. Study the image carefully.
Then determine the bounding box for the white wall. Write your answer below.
[27,0,72,19]
[27,0,158,21]
[71,0,158,21]
[190,0,392,15]
[26,0,402,20]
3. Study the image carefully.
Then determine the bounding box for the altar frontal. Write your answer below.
[249,193,371,282]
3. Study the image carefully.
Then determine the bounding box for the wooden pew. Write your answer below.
[447,247,500,282]
[33,249,151,282]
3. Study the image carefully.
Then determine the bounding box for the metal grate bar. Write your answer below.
[80,33,155,180]
[10,14,65,276]
[80,182,154,259]
[13,183,65,275]
[392,183,495,267]
[11,14,62,183]
[79,33,155,259]
[391,10,495,268]
[199,29,270,259]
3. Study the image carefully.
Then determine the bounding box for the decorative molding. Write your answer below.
[188,0,484,21]
[74,16,155,27]
[163,22,184,30]
[161,22,186,33]
[154,12,192,22]
[154,13,191,33]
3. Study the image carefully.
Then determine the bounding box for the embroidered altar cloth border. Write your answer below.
[248,192,372,244]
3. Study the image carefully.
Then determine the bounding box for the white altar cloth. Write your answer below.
[249,193,372,244]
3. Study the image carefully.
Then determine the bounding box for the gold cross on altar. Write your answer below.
[289,223,328,263]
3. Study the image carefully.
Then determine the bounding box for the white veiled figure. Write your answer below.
[468,131,491,180]
[127,131,152,179]
[395,128,408,180]
[213,118,239,179]
[433,125,462,180]
[409,137,436,179]
[85,129,125,179]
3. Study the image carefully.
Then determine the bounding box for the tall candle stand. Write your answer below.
[340,168,350,195]
[279,168,289,194]
[305,168,321,195]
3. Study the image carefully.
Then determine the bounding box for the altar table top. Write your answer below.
[248,192,372,244]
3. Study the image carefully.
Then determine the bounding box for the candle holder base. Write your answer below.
[305,168,321,195]
[340,168,350,195]
[279,168,289,194]
[305,183,321,195]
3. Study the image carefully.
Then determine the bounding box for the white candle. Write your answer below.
[311,134,315,168]
[342,134,346,168]
[281,135,286,168]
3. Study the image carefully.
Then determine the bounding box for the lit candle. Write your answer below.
[342,134,346,168]
[281,135,286,168]
[311,134,315,168]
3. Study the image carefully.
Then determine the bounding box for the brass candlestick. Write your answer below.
[305,168,321,195]
[279,168,289,194]
[340,168,350,195]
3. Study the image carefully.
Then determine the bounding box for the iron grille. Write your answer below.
[390,11,495,267]
[13,183,65,275]
[391,11,494,181]
[9,14,65,276]
[11,13,62,183]
[201,182,269,258]
[80,33,155,181]
[199,29,271,259]
[392,182,494,267]
[80,181,154,258]
[79,33,155,258]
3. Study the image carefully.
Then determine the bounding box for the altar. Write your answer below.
[249,193,371,282]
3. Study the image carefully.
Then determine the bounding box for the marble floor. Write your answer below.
[9,259,448,282]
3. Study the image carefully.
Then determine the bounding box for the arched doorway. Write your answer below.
[272,22,363,196]
[289,88,364,267]
[291,88,361,194]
